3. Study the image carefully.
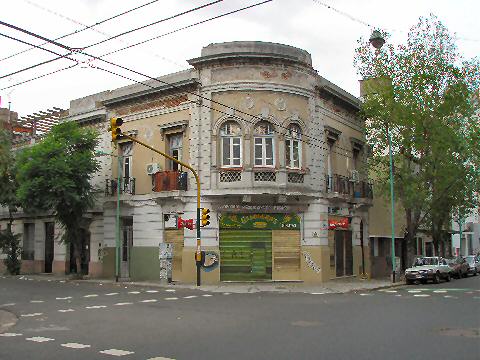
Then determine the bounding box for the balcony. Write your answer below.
[105,177,136,196]
[153,170,187,192]
[325,174,373,200]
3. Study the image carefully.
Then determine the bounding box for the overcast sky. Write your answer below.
[0,0,478,118]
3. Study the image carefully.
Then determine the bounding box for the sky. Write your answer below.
[0,0,478,118]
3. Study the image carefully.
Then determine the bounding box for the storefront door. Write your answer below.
[120,218,133,279]
[334,230,353,277]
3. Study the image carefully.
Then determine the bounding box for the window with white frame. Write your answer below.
[254,121,275,167]
[220,121,242,167]
[119,142,133,178]
[167,133,183,171]
[286,124,302,169]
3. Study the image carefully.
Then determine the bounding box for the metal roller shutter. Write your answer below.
[220,230,272,281]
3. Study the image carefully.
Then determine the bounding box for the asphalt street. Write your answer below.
[1,275,479,360]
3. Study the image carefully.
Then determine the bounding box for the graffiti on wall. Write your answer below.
[202,251,219,273]
[302,251,321,274]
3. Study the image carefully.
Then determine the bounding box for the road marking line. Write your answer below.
[384,290,398,293]
[147,357,175,360]
[30,300,44,303]
[408,290,422,293]
[395,294,402,297]
[21,313,43,317]
[0,333,23,337]
[59,280,66,283]
[165,297,178,300]
[310,292,326,295]
[105,293,119,296]
[61,343,91,349]
[26,336,54,342]
[202,294,213,297]
[413,294,430,297]
[0,303,15,306]
[85,305,107,309]
[140,299,157,303]
[433,290,447,293]
[146,290,159,293]
[165,289,176,293]
[444,295,458,299]
[359,293,373,296]
[223,293,231,295]
[183,295,197,299]
[84,294,98,298]
[99,349,134,356]
[128,291,140,294]
[58,309,75,313]
[114,302,133,306]
[56,297,72,300]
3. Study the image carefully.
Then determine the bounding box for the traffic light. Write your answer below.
[201,208,210,227]
[110,117,123,141]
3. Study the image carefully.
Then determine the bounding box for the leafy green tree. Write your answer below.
[354,15,480,265]
[0,128,22,274]
[16,121,99,275]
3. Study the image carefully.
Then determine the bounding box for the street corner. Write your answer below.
[0,310,18,334]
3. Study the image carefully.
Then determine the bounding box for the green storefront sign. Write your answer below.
[219,213,300,230]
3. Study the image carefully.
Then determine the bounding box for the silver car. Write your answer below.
[464,255,480,276]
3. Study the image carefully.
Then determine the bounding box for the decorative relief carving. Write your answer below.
[281,71,292,80]
[261,107,270,118]
[275,98,286,111]
[244,96,254,109]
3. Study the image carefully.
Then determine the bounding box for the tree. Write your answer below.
[354,14,480,266]
[0,128,22,274]
[16,121,99,275]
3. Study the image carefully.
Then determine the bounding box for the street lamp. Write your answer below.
[369,30,397,283]
[95,150,122,282]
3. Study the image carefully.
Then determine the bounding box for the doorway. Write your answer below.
[69,229,90,275]
[44,222,55,273]
[120,217,133,279]
[334,230,353,277]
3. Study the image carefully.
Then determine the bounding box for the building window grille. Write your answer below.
[254,171,276,182]
[22,223,35,260]
[254,121,275,167]
[286,124,302,169]
[220,121,242,167]
[287,172,304,183]
[219,171,242,182]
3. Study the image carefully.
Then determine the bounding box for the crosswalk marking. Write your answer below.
[128,291,140,294]
[146,290,159,293]
[86,305,107,309]
[21,313,43,317]
[413,294,430,297]
[183,295,197,299]
[56,297,72,300]
[99,349,135,356]
[165,289,176,293]
[26,336,54,342]
[84,294,98,298]
[61,343,91,349]
[202,294,213,297]
[114,302,133,306]
[0,333,23,337]
[105,293,119,296]
[58,309,75,313]
[165,297,178,301]
[30,300,44,303]
[140,299,157,303]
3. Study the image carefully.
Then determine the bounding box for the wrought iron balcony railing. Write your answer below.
[325,174,373,199]
[105,177,136,196]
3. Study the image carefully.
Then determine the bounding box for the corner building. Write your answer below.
[2,42,372,283]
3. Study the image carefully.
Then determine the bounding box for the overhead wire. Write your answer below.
[0,3,365,163]
[0,0,164,62]
[0,0,223,80]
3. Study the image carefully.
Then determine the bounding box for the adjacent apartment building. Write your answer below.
[0,41,373,283]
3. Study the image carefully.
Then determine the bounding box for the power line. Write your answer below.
[0,0,223,81]
[83,0,223,51]
[0,64,78,91]
[0,3,366,162]
[1,0,163,62]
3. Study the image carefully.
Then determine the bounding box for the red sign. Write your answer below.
[328,217,349,230]
[177,217,194,230]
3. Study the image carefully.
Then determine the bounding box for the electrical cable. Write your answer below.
[0,0,223,80]
[0,0,163,62]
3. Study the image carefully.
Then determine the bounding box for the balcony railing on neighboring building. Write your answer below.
[153,170,187,192]
[325,174,373,199]
[105,177,136,196]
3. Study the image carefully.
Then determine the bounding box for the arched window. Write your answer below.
[254,121,275,167]
[286,124,302,169]
[220,121,242,167]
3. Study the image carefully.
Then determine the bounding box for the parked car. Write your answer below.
[445,257,469,278]
[405,256,451,285]
[464,255,480,276]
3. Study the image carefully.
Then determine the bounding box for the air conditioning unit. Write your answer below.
[146,163,161,175]
[349,170,359,182]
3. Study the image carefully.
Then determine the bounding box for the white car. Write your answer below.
[405,257,451,285]
[465,255,480,276]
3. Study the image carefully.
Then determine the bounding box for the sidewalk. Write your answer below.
[5,274,405,294]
